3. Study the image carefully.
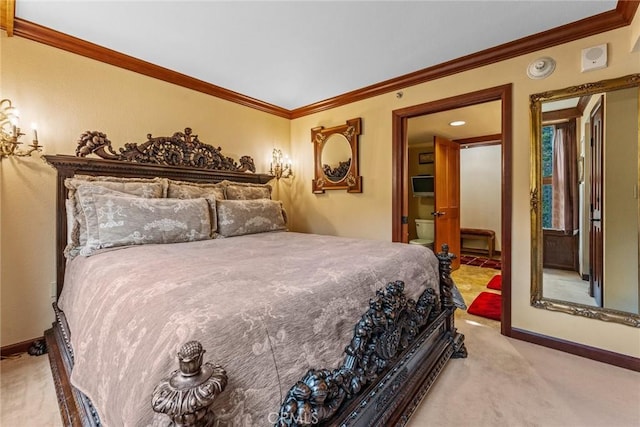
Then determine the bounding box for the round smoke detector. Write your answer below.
[527,57,556,80]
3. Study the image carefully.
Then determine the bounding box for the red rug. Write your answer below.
[486,275,502,290]
[460,255,501,270]
[467,292,501,321]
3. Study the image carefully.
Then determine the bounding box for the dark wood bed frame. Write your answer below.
[43,128,466,427]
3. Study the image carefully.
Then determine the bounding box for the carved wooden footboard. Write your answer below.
[148,245,465,427]
[44,129,466,427]
[275,243,466,426]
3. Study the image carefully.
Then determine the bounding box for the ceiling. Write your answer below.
[14,1,618,111]
[542,97,581,113]
[408,101,502,145]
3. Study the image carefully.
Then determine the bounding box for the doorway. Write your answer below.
[391,84,513,336]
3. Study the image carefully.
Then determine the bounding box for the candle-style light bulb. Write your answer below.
[9,116,18,138]
[31,123,38,143]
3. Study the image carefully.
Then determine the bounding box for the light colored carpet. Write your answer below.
[409,265,640,427]
[543,268,597,307]
[0,352,61,426]
[408,319,640,427]
[1,266,638,426]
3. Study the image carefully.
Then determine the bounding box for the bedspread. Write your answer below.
[59,232,441,426]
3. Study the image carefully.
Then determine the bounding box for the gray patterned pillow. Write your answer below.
[66,175,166,200]
[216,199,286,237]
[74,187,157,251]
[77,190,211,256]
[222,180,272,200]
[65,176,166,257]
[167,179,226,201]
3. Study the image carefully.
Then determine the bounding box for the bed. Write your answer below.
[44,128,467,427]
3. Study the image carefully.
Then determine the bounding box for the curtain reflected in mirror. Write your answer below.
[530,74,640,327]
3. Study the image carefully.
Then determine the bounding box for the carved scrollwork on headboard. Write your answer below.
[76,127,256,173]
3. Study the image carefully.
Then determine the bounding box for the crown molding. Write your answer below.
[290,1,639,118]
[617,0,640,22]
[11,19,291,119]
[6,2,638,120]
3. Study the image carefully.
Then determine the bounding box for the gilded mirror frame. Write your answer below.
[530,73,640,327]
[312,118,362,193]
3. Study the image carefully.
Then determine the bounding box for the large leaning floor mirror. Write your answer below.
[530,73,640,327]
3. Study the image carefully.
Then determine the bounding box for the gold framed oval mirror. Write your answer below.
[530,74,640,327]
[311,118,362,193]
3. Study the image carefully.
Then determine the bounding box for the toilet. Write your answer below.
[409,219,434,249]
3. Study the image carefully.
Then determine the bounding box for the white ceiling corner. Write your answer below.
[15,0,618,110]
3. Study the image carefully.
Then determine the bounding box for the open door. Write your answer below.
[589,97,604,307]
[434,136,461,270]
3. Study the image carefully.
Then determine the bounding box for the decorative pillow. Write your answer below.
[65,199,76,247]
[68,185,157,258]
[77,191,211,256]
[64,176,165,257]
[222,180,272,200]
[66,175,166,200]
[216,199,286,237]
[167,179,226,201]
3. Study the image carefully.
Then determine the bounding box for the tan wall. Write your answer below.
[0,34,290,346]
[290,18,640,356]
[604,87,639,314]
[2,15,639,357]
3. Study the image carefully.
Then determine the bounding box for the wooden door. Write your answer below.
[589,97,604,307]
[434,136,461,270]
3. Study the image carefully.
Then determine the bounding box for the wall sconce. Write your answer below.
[269,148,292,179]
[1,99,42,158]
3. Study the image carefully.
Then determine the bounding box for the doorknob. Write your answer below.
[431,211,445,217]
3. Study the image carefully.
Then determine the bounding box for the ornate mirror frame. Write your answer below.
[312,117,363,193]
[529,73,640,327]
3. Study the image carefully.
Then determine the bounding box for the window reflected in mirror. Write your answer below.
[530,74,640,327]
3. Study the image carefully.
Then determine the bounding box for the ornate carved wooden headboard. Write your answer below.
[45,128,273,295]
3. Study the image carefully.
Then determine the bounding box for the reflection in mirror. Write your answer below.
[322,134,352,182]
[311,118,362,193]
[530,74,640,327]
